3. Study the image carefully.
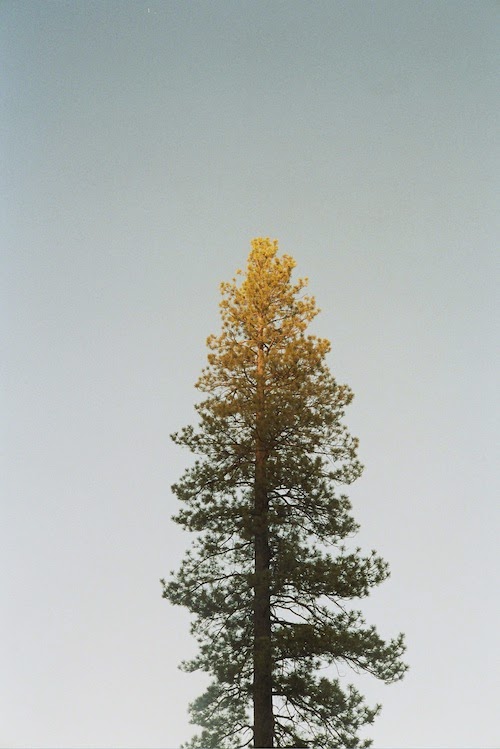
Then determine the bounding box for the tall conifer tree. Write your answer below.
[162,238,407,748]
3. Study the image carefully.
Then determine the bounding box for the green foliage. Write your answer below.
[162,238,407,748]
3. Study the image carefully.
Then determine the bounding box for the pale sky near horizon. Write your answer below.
[1,1,498,747]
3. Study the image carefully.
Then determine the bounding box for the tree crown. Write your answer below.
[163,238,408,749]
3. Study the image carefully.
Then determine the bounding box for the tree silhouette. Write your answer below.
[162,238,407,748]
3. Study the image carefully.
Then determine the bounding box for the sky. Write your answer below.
[1,1,498,747]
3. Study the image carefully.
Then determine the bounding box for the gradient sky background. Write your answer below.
[1,1,499,747]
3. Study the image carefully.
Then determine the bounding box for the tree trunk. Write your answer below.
[253,341,274,747]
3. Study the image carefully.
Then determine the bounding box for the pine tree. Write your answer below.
[162,238,407,748]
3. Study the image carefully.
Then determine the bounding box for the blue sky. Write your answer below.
[2,1,498,747]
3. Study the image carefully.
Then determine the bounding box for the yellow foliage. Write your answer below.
[196,238,341,451]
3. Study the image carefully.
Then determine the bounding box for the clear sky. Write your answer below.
[1,1,498,747]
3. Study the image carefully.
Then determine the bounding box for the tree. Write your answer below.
[162,238,407,748]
